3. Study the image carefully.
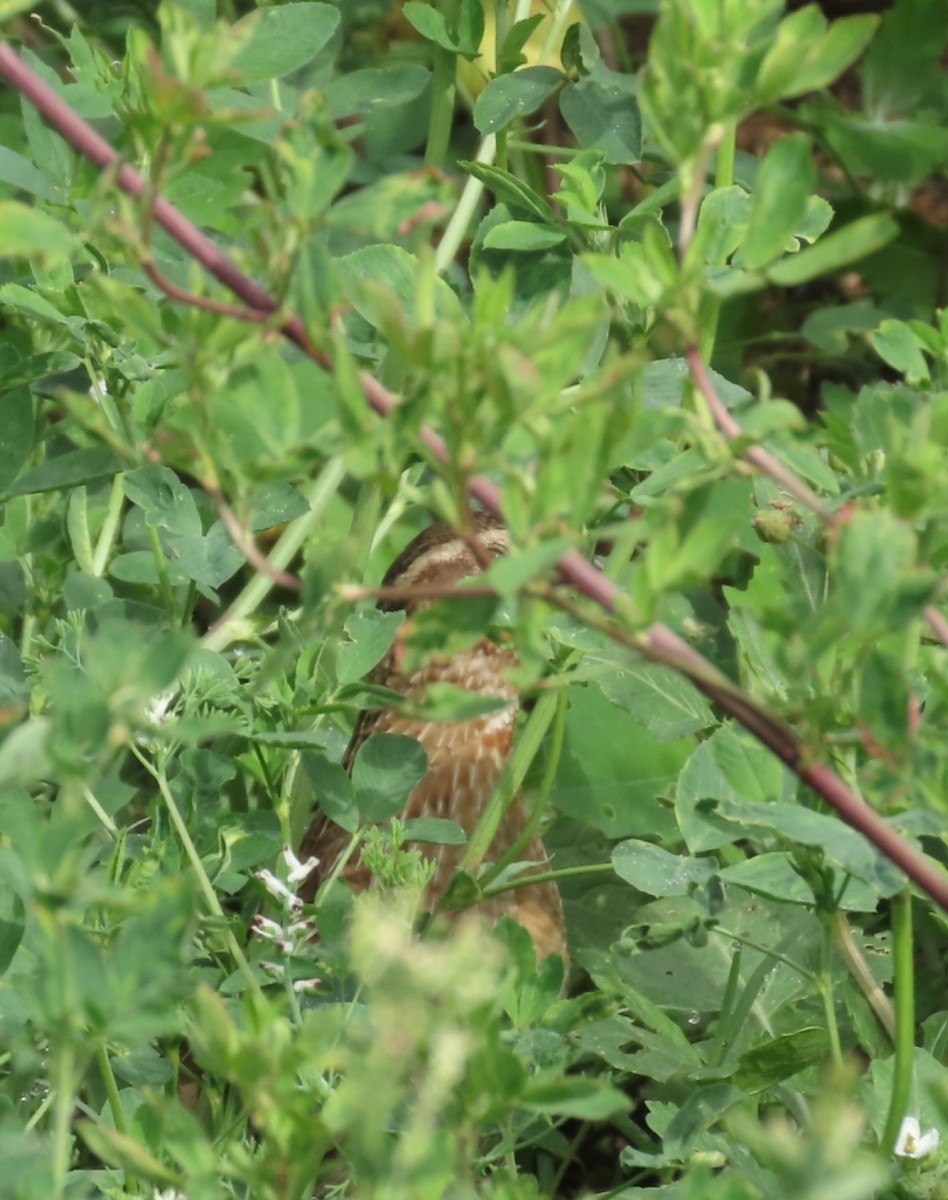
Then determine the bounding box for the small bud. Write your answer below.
[752,510,797,544]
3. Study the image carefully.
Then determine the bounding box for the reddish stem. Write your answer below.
[2,41,946,910]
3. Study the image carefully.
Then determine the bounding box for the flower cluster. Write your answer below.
[251,845,321,993]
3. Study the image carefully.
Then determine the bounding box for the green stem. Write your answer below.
[91,472,125,577]
[51,1040,77,1200]
[66,487,95,574]
[712,926,814,982]
[480,684,568,887]
[80,785,117,838]
[881,888,915,1156]
[132,747,263,1003]
[697,122,737,365]
[496,128,508,172]
[202,458,346,655]
[715,122,736,190]
[818,913,844,1068]
[283,969,305,1028]
[424,0,459,168]
[459,685,560,874]
[314,827,367,905]
[707,925,810,1062]
[95,1043,127,1136]
[23,1082,55,1133]
[481,860,614,896]
[711,944,743,1067]
[832,910,895,1040]
[147,524,176,618]
[434,134,496,273]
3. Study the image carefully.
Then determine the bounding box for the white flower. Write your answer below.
[282,843,318,884]
[146,690,176,726]
[255,868,303,911]
[292,977,322,993]
[251,915,284,941]
[894,1116,940,1159]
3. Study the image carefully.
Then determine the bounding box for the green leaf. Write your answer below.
[327,169,457,240]
[4,446,123,497]
[0,147,60,200]
[231,3,340,83]
[522,1077,629,1118]
[787,13,880,96]
[796,194,834,244]
[336,609,403,688]
[402,817,467,845]
[551,683,690,840]
[336,243,465,327]
[401,1,461,51]
[473,67,564,136]
[0,385,34,496]
[559,75,641,165]
[482,221,566,251]
[738,134,814,269]
[694,185,751,266]
[642,356,751,412]
[676,725,791,853]
[77,1121,184,1188]
[462,161,555,221]
[714,799,905,900]
[403,0,485,55]
[0,281,71,326]
[124,466,202,537]
[818,112,948,186]
[0,634,28,713]
[0,201,74,261]
[0,719,51,789]
[0,349,80,391]
[326,64,429,120]
[0,892,24,976]
[457,0,486,58]
[663,1084,745,1156]
[498,14,545,73]
[870,319,930,384]
[350,733,428,823]
[612,840,718,896]
[767,215,899,286]
[484,537,571,594]
[757,8,879,101]
[719,852,876,910]
[734,1027,829,1092]
[303,753,359,834]
[594,661,715,741]
[862,0,947,117]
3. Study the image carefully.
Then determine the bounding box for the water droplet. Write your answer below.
[686,1010,701,1026]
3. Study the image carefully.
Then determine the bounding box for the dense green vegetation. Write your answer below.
[0,0,946,1196]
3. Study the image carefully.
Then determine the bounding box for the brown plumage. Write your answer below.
[298,513,566,961]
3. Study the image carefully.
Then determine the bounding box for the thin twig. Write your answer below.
[4,41,947,912]
[924,604,948,649]
[142,258,273,323]
[207,487,302,593]
[686,345,835,520]
[0,44,332,370]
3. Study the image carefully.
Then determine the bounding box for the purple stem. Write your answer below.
[2,41,946,910]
